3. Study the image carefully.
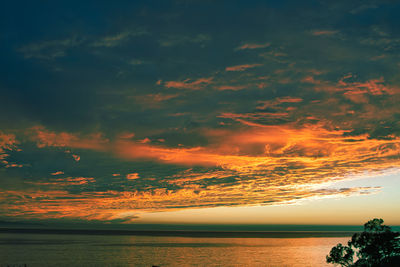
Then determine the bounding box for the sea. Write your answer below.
[0,230,351,267]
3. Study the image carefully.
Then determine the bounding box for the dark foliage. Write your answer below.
[326,218,400,267]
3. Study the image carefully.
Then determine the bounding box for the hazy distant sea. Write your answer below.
[0,232,350,266]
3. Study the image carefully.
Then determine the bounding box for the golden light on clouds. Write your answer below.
[2,2,400,225]
[0,120,399,222]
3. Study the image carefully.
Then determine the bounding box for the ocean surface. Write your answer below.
[0,231,350,267]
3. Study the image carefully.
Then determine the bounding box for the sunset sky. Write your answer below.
[1,0,400,226]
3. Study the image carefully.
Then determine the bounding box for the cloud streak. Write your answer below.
[225,64,262,72]
[91,29,149,48]
[163,78,213,90]
[235,42,270,50]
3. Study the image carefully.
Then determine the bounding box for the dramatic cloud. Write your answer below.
[1,0,400,223]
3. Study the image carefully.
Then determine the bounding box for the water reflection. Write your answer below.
[0,233,350,266]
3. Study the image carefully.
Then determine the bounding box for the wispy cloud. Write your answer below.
[17,28,149,61]
[311,30,339,36]
[159,34,211,47]
[163,77,213,90]
[91,29,149,48]
[27,177,95,186]
[235,42,270,50]
[0,132,19,166]
[216,85,246,91]
[132,93,180,109]
[0,183,381,222]
[256,96,303,110]
[225,64,262,71]
[350,4,378,14]
[28,126,108,150]
[18,37,82,60]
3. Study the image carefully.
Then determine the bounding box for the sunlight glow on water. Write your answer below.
[0,233,350,266]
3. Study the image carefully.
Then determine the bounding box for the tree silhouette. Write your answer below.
[326,218,400,267]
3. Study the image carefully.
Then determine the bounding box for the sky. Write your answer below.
[1,0,400,226]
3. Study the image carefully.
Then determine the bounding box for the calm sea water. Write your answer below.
[0,233,350,266]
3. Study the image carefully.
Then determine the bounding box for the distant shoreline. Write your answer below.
[0,228,355,238]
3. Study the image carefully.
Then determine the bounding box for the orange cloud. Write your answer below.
[0,184,381,222]
[225,64,262,72]
[27,119,400,178]
[26,124,400,182]
[276,97,303,104]
[126,173,140,180]
[0,132,18,151]
[139,137,151,144]
[28,126,108,151]
[26,177,95,186]
[164,77,213,90]
[117,132,135,139]
[12,122,400,221]
[301,75,322,84]
[315,76,399,98]
[72,154,80,162]
[0,131,19,165]
[256,96,302,110]
[337,77,398,97]
[113,141,217,166]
